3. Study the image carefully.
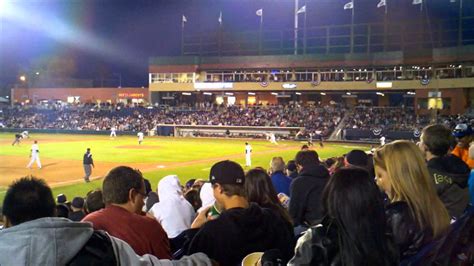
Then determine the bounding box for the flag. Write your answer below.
[377,0,386,8]
[182,15,187,23]
[218,11,222,25]
[344,1,354,9]
[412,0,422,5]
[297,5,306,14]
[256,9,263,16]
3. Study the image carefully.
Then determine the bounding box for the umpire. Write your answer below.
[83,148,94,183]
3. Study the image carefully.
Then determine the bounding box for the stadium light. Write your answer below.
[320,92,326,96]
[182,92,192,96]
[295,92,302,95]
[271,92,278,96]
[247,92,256,95]
[203,92,213,95]
[19,75,26,82]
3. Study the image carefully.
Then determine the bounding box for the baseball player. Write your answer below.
[380,135,386,146]
[137,131,144,145]
[110,126,117,138]
[21,130,29,139]
[83,148,94,183]
[27,140,42,169]
[269,133,278,145]
[12,133,22,146]
[245,142,252,167]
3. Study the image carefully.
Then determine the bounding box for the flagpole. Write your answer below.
[458,0,463,46]
[259,12,263,55]
[383,0,388,51]
[350,0,354,53]
[294,0,299,55]
[181,16,185,56]
[303,2,307,54]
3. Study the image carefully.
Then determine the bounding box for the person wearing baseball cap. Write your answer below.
[187,160,294,266]
[452,124,474,169]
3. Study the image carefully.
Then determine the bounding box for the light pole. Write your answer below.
[113,73,122,88]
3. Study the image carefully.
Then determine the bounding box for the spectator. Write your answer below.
[83,189,105,214]
[184,189,202,212]
[289,168,397,265]
[344,149,369,169]
[452,124,474,169]
[374,141,451,260]
[286,160,298,179]
[187,160,295,265]
[68,196,86,221]
[269,157,292,195]
[149,175,195,239]
[56,203,70,218]
[289,150,329,230]
[0,177,211,265]
[82,166,172,259]
[419,124,470,218]
[469,142,474,206]
[244,168,293,228]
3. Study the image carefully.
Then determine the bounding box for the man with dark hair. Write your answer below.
[68,197,86,221]
[290,150,330,229]
[344,149,369,169]
[419,124,470,218]
[82,166,172,259]
[0,176,211,265]
[84,189,105,214]
[187,160,294,265]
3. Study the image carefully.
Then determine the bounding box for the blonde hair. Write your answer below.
[373,140,450,238]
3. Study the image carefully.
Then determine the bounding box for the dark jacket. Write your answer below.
[385,201,433,260]
[83,152,94,165]
[187,203,295,266]
[427,155,470,218]
[271,171,292,196]
[289,164,330,226]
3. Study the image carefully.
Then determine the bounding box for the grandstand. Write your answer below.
[1,1,473,265]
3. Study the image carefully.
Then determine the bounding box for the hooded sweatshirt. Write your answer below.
[0,217,212,266]
[289,164,330,226]
[187,203,295,266]
[427,155,470,218]
[150,175,196,238]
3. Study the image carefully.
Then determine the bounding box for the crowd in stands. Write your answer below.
[345,106,431,131]
[0,103,345,136]
[0,122,473,265]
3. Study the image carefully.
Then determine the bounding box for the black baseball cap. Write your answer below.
[209,160,245,185]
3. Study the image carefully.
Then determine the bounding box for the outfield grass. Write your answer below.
[0,133,369,204]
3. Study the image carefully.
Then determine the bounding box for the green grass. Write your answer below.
[0,133,369,204]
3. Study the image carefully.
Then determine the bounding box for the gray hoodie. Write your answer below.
[0,217,210,266]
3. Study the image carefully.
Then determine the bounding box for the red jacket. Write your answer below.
[83,205,171,259]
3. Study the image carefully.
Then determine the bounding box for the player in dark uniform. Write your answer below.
[12,134,22,146]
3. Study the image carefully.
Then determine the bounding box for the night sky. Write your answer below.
[0,0,472,88]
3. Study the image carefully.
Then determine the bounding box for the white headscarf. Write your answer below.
[149,175,195,238]
[198,182,215,213]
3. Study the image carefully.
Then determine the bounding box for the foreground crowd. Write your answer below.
[0,123,473,265]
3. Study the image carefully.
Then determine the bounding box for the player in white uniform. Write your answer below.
[110,126,117,138]
[245,142,252,167]
[27,140,42,169]
[21,131,29,139]
[380,136,386,146]
[137,131,144,145]
[270,133,278,145]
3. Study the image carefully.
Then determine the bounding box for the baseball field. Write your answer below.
[0,133,368,203]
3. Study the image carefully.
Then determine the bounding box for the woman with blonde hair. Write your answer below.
[373,140,450,260]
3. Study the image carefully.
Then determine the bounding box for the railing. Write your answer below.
[182,16,474,56]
